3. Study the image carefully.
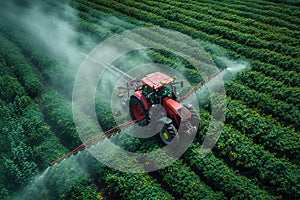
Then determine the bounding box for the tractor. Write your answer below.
[118,72,199,144]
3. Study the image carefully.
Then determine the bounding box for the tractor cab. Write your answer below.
[141,72,175,105]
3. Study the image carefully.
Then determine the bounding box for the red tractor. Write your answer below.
[118,72,199,144]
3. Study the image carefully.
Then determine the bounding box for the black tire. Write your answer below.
[159,123,178,144]
[129,96,149,126]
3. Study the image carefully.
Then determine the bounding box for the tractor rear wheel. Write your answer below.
[159,123,178,144]
[129,96,149,126]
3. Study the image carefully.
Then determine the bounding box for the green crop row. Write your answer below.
[0,34,42,98]
[226,82,300,130]
[78,0,300,88]
[120,136,226,199]
[41,91,81,150]
[0,73,69,198]
[74,1,137,30]
[94,0,299,73]
[113,0,300,71]
[183,145,277,200]
[259,0,300,7]
[193,0,300,31]
[41,157,104,200]
[77,0,152,28]
[198,110,300,198]
[0,25,65,90]
[172,0,300,38]
[72,6,212,88]
[112,128,270,199]
[237,70,300,107]
[157,159,225,200]
[139,0,298,58]
[105,169,173,199]
[199,39,300,88]
[226,99,300,164]
[162,0,299,47]
[249,60,300,88]
[232,0,300,18]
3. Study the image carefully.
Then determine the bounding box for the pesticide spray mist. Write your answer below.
[0,0,109,199]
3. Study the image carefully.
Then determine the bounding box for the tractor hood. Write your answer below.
[163,98,191,121]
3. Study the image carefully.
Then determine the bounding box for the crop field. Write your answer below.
[0,0,299,199]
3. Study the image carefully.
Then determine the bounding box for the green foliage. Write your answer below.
[199,109,300,198]
[0,75,26,103]
[237,70,300,107]
[0,184,9,200]
[64,177,104,200]
[105,170,173,200]
[139,0,298,58]
[33,135,69,169]
[119,135,226,199]
[226,99,300,164]
[0,23,74,96]
[95,94,117,131]
[0,34,42,98]
[226,82,300,130]
[2,141,39,190]
[44,158,102,200]
[184,146,276,200]
[160,159,225,200]
[97,0,300,72]
[41,91,80,150]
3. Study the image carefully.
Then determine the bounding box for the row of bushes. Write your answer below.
[0,13,106,200]
[198,109,300,198]
[77,0,152,28]
[199,38,300,88]
[226,82,300,130]
[194,0,300,31]
[237,70,300,106]
[184,147,278,200]
[79,0,299,90]
[126,138,226,200]
[71,4,215,90]
[139,0,298,58]
[105,169,173,200]
[0,24,74,97]
[226,99,300,164]
[74,1,137,30]
[165,0,299,42]
[110,124,273,199]
[78,0,299,89]
[0,73,70,198]
[0,34,42,98]
[105,0,299,72]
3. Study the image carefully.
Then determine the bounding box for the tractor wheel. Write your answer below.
[159,123,178,144]
[129,96,149,126]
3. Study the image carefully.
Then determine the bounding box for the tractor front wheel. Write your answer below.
[129,96,149,126]
[159,123,178,145]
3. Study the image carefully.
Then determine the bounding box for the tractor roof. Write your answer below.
[141,72,174,90]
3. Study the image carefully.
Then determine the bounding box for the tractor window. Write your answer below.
[158,86,172,99]
[142,85,153,96]
[142,85,155,104]
[177,106,190,118]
